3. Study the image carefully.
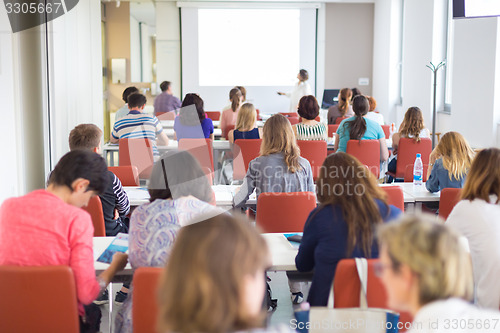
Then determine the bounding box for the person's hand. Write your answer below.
[277,92,285,96]
[113,209,119,220]
[110,252,128,271]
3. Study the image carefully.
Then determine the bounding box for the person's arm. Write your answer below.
[425,158,442,193]
[228,130,235,144]
[233,160,258,208]
[392,132,400,155]
[333,133,339,152]
[379,138,389,161]
[295,210,319,272]
[258,127,263,138]
[292,124,298,138]
[220,110,227,134]
[110,127,119,144]
[112,174,130,216]
[157,132,169,146]
[97,253,128,287]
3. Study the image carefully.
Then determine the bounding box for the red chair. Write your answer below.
[346,140,381,178]
[335,116,349,124]
[223,124,235,140]
[381,125,390,139]
[299,116,321,122]
[439,188,462,220]
[119,138,155,179]
[0,265,79,333]
[256,192,316,233]
[381,186,404,212]
[156,111,176,120]
[333,259,413,332]
[178,139,214,181]
[256,109,261,120]
[132,267,163,333]
[297,140,327,181]
[82,196,106,237]
[328,124,339,138]
[205,111,220,121]
[403,164,430,182]
[108,165,140,186]
[233,139,263,181]
[387,138,432,181]
[288,117,300,125]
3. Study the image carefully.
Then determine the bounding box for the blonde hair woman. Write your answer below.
[158,214,288,333]
[378,215,500,332]
[447,148,500,310]
[228,103,262,143]
[327,88,354,124]
[425,131,474,193]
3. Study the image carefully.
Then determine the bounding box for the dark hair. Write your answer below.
[297,95,319,120]
[148,150,213,203]
[127,93,147,109]
[235,86,246,101]
[180,93,205,126]
[348,95,369,140]
[69,124,102,151]
[299,69,309,81]
[48,150,108,194]
[351,88,362,100]
[160,81,171,92]
[122,86,139,103]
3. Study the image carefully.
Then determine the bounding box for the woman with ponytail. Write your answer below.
[327,88,354,124]
[221,88,243,138]
[334,95,389,161]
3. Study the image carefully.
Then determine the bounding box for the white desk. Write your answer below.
[164,128,223,139]
[161,120,264,129]
[396,182,440,202]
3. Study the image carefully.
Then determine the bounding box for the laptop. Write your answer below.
[321,89,340,109]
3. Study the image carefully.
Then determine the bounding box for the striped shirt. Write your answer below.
[296,122,327,141]
[100,171,130,236]
[111,110,164,156]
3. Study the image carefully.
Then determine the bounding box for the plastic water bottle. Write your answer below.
[413,153,423,186]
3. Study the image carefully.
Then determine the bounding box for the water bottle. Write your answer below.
[413,153,423,186]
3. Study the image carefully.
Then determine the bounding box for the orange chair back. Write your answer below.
[156,111,176,120]
[439,188,462,220]
[328,124,339,138]
[0,265,79,333]
[82,196,106,237]
[233,139,262,181]
[132,267,163,333]
[395,138,432,180]
[299,116,320,122]
[333,259,413,332]
[403,164,429,182]
[256,192,316,233]
[256,109,261,120]
[205,111,221,121]
[288,117,300,125]
[108,166,140,186]
[381,186,404,212]
[346,140,381,178]
[297,140,327,181]
[119,138,155,179]
[381,125,390,139]
[335,116,348,124]
[223,124,235,140]
[178,139,214,177]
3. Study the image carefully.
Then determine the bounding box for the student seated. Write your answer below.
[115,150,221,333]
[447,148,500,310]
[221,88,243,138]
[335,95,389,162]
[153,80,182,116]
[111,93,169,157]
[293,95,327,141]
[228,102,261,143]
[364,96,384,125]
[327,88,353,125]
[174,93,214,140]
[425,131,474,193]
[295,152,401,306]
[115,86,139,121]
[378,214,500,333]
[0,150,128,332]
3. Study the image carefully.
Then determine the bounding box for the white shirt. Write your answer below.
[447,196,500,310]
[408,298,500,333]
[286,81,312,112]
[364,111,384,126]
[115,104,130,121]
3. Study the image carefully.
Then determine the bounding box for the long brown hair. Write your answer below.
[434,132,474,181]
[229,88,242,112]
[399,107,425,141]
[260,114,302,173]
[348,95,369,140]
[158,214,270,333]
[338,88,352,116]
[461,148,500,204]
[316,152,388,256]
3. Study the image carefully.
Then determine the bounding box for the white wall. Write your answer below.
[130,15,141,83]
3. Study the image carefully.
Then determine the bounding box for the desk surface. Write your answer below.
[102,140,230,152]
[160,120,264,129]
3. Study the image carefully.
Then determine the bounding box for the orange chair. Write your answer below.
[178,139,214,180]
[439,188,462,220]
[156,111,176,120]
[381,125,390,139]
[132,267,163,333]
[108,165,140,186]
[256,192,316,233]
[0,265,79,333]
[119,138,155,179]
[333,259,413,332]
[381,186,404,212]
[82,196,106,237]
[387,138,432,181]
[403,164,429,182]
[256,109,261,120]
[288,117,300,125]
[297,140,327,181]
[335,116,349,125]
[328,124,339,138]
[205,111,221,121]
[232,139,263,181]
[346,140,381,178]
[299,116,321,122]
[223,124,235,140]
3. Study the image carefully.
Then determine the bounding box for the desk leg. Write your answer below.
[108,283,113,332]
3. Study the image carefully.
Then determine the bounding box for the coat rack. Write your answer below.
[426,61,446,149]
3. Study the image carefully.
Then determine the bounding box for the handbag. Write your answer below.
[293,258,400,333]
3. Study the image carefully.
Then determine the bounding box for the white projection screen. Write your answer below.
[180,4,318,113]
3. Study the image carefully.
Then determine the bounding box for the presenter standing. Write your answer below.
[278,69,312,112]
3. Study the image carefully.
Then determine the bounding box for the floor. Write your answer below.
[99,271,310,333]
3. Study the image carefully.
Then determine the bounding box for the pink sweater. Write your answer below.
[0,190,100,315]
[220,108,239,137]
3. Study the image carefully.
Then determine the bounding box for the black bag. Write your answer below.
[265,277,278,311]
